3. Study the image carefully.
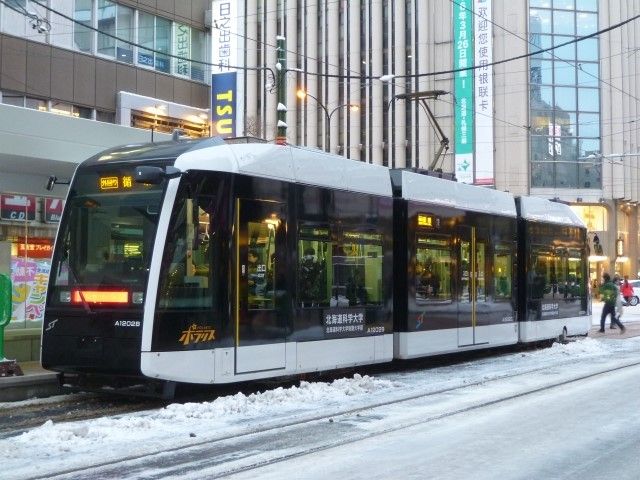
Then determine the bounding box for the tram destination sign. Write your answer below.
[0,195,36,221]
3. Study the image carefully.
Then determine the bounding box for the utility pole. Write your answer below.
[275,35,287,144]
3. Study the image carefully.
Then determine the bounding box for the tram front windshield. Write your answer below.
[48,168,164,308]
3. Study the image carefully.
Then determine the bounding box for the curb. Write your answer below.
[0,372,60,403]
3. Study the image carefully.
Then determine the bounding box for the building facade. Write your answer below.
[219,0,639,288]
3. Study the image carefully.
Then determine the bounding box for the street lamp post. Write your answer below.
[297,89,359,153]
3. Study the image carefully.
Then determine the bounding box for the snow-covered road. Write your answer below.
[2,332,640,479]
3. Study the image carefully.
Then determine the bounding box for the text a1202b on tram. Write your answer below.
[41,137,591,397]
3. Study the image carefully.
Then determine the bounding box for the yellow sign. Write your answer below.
[100,177,119,190]
[179,324,216,346]
[418,214,434,227]
[99,175,134,191]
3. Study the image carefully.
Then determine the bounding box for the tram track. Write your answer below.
[0,394,166,439]
[0,342,531,440]
[21,356,640,480]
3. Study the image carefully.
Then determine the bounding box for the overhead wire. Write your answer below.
[14,0,640,83]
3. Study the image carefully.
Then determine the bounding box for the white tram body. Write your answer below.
[516,196,592,343]
[140,142,395,384]
[41,138,591,394]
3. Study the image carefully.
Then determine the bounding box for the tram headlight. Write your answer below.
[59,291,71,303]
[132,292,144,304]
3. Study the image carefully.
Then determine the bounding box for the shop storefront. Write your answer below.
[1,195,61,329]
[571,202,639,299]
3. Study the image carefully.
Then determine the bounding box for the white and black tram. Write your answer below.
[41,137,590,395]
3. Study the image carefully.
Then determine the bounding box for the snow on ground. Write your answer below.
[1,334,640,479]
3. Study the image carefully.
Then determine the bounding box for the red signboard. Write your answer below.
[16,236,53,259]
[1,195,36,221]
[44,198,64,223]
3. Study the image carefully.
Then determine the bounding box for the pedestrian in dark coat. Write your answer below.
[599,273,625,333]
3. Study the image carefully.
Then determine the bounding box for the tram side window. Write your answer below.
[298,233,330,308]
[416,235,452,302]
[476,242,486,302]
[561,248,584,300]
[494,244,512,300]
[331,232,383,307]
[247,221,276,310]
[529,246,553,300]
[529,245,583,301]
[158,196,212,308]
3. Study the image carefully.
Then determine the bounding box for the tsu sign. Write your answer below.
[211,72,237,137]
[1,195,36,221]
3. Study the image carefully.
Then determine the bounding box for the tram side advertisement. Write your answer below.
[323,309,385,337]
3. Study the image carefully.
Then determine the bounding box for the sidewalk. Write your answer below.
[590,319,640,339]
[0,361,59,402]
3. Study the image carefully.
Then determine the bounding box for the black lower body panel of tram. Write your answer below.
[43,335,176,399]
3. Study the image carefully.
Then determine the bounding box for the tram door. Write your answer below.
[235,199,287,374]
[457,226,487,347]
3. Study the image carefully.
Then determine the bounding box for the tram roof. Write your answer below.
[392,169,517,218]
[517,196,586,228]
[81,139,393,196]
[176,141,393,197]
[82,139,206,165]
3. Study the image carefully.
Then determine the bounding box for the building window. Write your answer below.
[97,0,116,57]
[138,12,155,68]
[116,4,134,63]
[138,12,171,73]
[71,1,205,81]
[155,16,171,73]
[74,0,93,53]
[96,110,115,123]
[130,109,209,138]
[529,2,600,189]
[1,91,25,107]
[190,28,206,82]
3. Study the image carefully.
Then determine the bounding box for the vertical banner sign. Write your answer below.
[211,72,237,136]
[211,0,238,138]
[474,0,494,185]
[175,24,191,77]
[454,0,474,184]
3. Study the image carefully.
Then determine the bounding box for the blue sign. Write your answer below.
[211,72,237,137]
[138,52,153,67]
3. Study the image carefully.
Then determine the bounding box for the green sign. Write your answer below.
[0,273,11,360]
[453,0,474,183]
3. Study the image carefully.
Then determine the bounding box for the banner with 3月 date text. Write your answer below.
[453,0,474,184]
[454,0,495,185]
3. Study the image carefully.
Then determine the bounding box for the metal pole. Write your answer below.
[301,92,330,152]
[325,111,330,152]
[276,36,287,144]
